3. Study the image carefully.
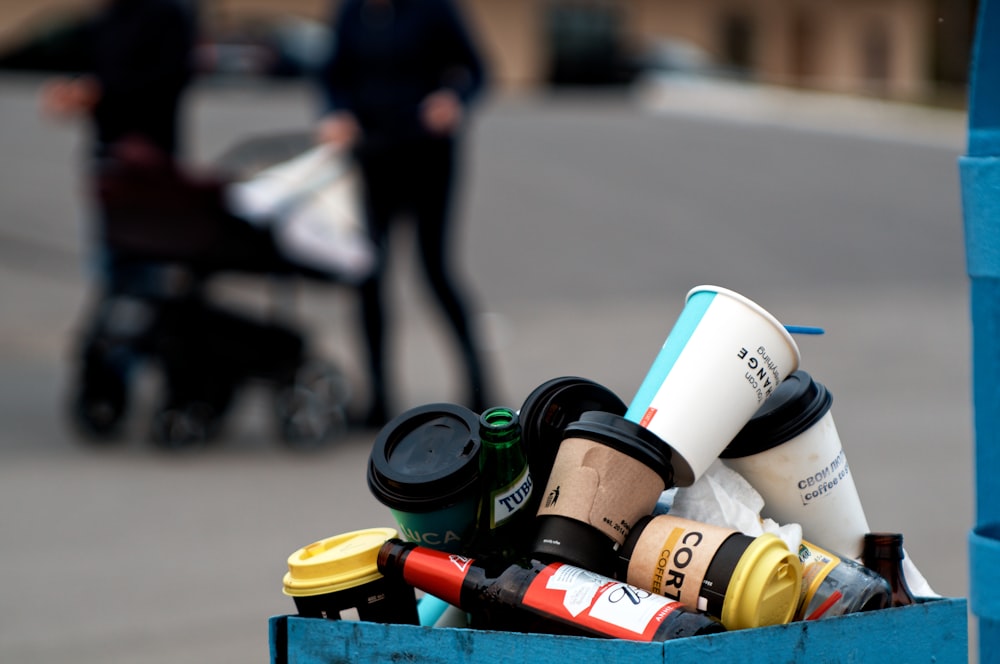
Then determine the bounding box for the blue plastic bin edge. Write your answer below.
[269,598,967,664]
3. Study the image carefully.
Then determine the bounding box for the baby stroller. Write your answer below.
[69,134,373,449]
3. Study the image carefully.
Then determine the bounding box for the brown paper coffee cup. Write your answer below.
[531,411,675,574]
[537,437,665,543]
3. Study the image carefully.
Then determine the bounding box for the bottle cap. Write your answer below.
[721,370,833,458]
[283,527,398,597]
[721,533,802,629]
[518,376,627,491]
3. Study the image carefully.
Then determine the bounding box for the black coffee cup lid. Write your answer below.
[368,403,481,511]
[518,376,627,490]
[564,411,675,487]
[721,370,833,459]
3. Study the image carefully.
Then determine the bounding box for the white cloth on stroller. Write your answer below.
[226,145,375,284]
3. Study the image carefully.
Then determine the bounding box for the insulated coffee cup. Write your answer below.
[721,370,871,559]
[625,285,801,486]
[368,404,482,553]
[616,514,802,630]
[518,376,628,514]
[533,411,675,574]
[283,527,419,624]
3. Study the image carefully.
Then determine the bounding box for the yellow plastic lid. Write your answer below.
[720,533,803,630]
[282,527,398,598]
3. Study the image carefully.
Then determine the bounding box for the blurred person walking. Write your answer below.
[39,0,198,273]
[39,0,199,439]
[315,0,494,427]
[39,0,197,161]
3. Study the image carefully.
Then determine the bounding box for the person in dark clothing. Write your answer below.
[41,0,197,296]
[316,0,494,426]
[41,0,196,158]
[40,0,200,440]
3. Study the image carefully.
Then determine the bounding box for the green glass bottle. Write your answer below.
[468,406,534,569]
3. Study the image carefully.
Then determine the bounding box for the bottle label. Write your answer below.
[797,541,840,619]
[624,515,735,610]
[522,562,685,640]
[490,465,533,528]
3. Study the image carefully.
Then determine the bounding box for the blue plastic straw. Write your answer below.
[784,325,825,335]
[417,594,452,626]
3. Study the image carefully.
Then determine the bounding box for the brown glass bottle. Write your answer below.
[861,532,916,607]
[377,539,725,640]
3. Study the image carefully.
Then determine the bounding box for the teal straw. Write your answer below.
[784,325,825,335]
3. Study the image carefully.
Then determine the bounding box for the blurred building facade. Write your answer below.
[0,0,976,102]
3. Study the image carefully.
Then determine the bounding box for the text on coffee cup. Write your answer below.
[397,526,465,548]
[738,346,782,403]
[797,450,850,505]
[649,527,704,602]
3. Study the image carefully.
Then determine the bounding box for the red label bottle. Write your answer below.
[377,538,724,640]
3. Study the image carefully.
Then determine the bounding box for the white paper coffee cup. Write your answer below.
[721,370,870,559]
[624,285,800,486]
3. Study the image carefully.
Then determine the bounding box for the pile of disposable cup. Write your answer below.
[281,284,918,634]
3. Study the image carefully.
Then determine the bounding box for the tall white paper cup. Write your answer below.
[721,370,871,560]
[624,285,800,486]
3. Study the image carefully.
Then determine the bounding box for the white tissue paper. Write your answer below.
[668,460,803,554]
[663,459,940,598]
[900,550,940,598]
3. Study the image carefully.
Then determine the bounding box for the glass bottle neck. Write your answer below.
[863,533,905,562]
[480,407,523,448]
[862,532,914,606]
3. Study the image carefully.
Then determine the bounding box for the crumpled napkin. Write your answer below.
[666,460,803,554]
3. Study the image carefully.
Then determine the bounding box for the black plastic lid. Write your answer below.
[367,403,482,511]
[721,370,833,459]
[564,411,675,487]
[518,376,627,490]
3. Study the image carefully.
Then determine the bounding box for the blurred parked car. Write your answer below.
[633,38,747,84]
[0,10,330,80]
[194,16,331,79]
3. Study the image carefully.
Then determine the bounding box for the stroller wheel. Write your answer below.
[275,360,350,449]
[70,359,129,441]
[150,403,221,450]
[73,390,127,440]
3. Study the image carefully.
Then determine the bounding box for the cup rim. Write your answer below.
[563,411,675,486]
[721,370,833,458]
[518,376,627,487]
[687,285,801,367]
